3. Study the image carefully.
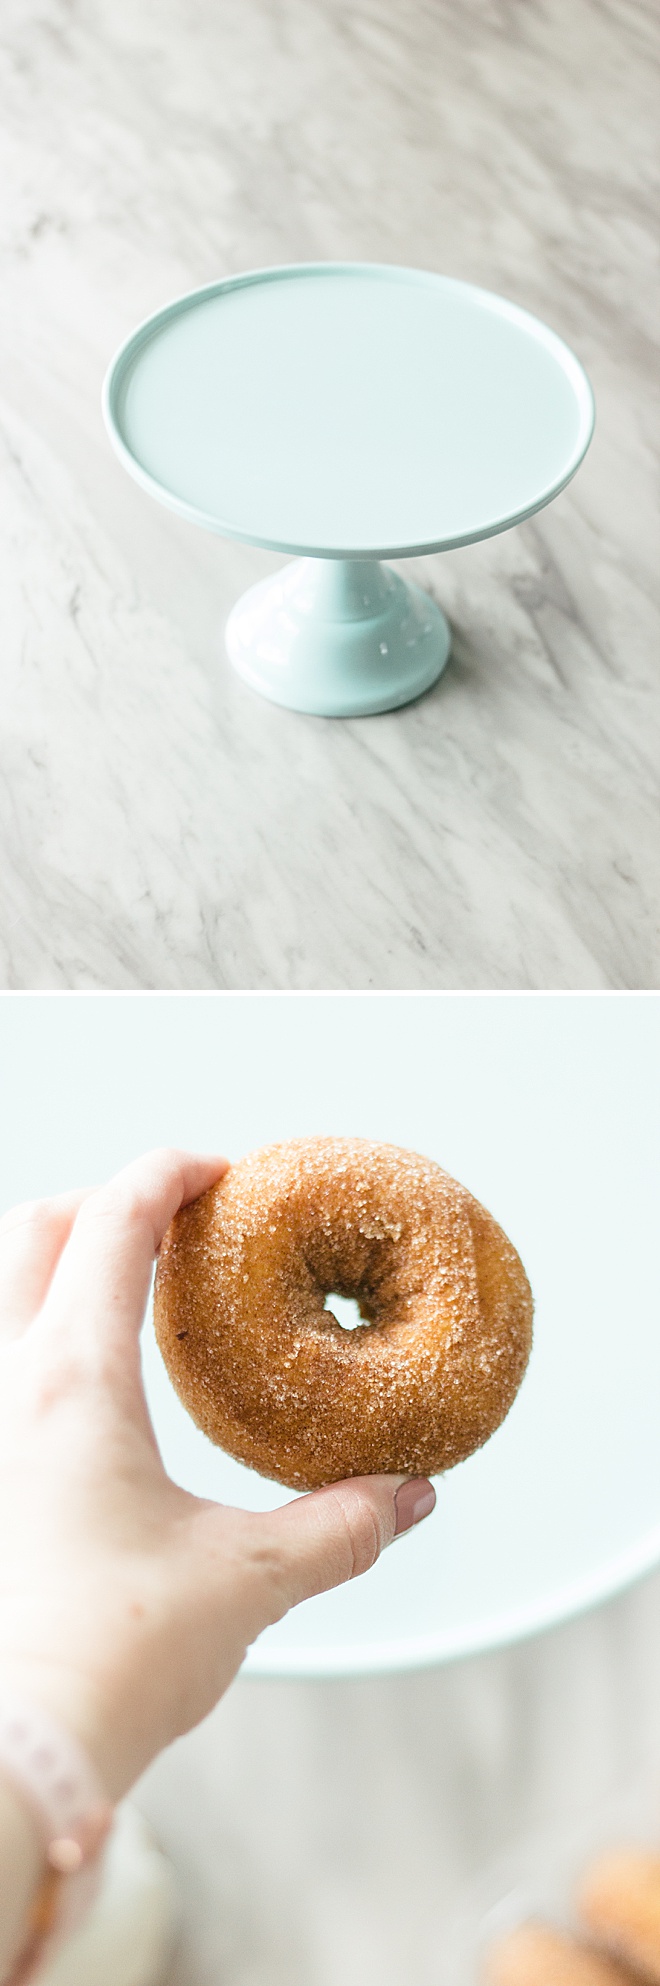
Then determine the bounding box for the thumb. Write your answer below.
[248,1474,436,1631]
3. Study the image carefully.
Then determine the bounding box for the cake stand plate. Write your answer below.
[103,264,594,715]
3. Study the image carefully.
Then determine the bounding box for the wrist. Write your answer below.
[0,1676,115,1984]
[0,1659,124,1804]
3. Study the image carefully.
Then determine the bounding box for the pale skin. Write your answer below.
[0,1149,435,1978]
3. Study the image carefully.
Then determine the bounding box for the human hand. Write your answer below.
[0,1149,435,1802]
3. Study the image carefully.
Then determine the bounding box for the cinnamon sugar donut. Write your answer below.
[153,1137,533,1491]
[579,1851,660,1983]
[484,1923,637,1984]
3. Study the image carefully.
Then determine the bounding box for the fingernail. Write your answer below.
[393,1478,436,1537]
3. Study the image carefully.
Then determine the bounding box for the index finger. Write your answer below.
[0,1190,91,1342]
[40,1149,228,1358]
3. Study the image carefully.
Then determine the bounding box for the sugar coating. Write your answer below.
[153,1136,533,1490]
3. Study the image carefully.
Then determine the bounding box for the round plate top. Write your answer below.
[104,264,594,558]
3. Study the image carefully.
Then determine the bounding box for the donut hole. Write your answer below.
[323,1292,367,1332]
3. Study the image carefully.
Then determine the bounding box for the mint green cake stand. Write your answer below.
[103,264,594,717]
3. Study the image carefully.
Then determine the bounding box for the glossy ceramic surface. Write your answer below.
[103,262,594,713]
[225,557,451,715]
[103,263,594,560]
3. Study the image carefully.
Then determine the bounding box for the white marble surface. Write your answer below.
[0,0,658,988]
[135,1568,660,1986]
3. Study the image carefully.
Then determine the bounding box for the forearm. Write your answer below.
[0,1775,42,1982]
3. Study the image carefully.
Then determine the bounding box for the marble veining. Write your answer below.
[0,0,658,987]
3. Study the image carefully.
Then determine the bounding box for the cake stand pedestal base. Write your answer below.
[225,557,451,716]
